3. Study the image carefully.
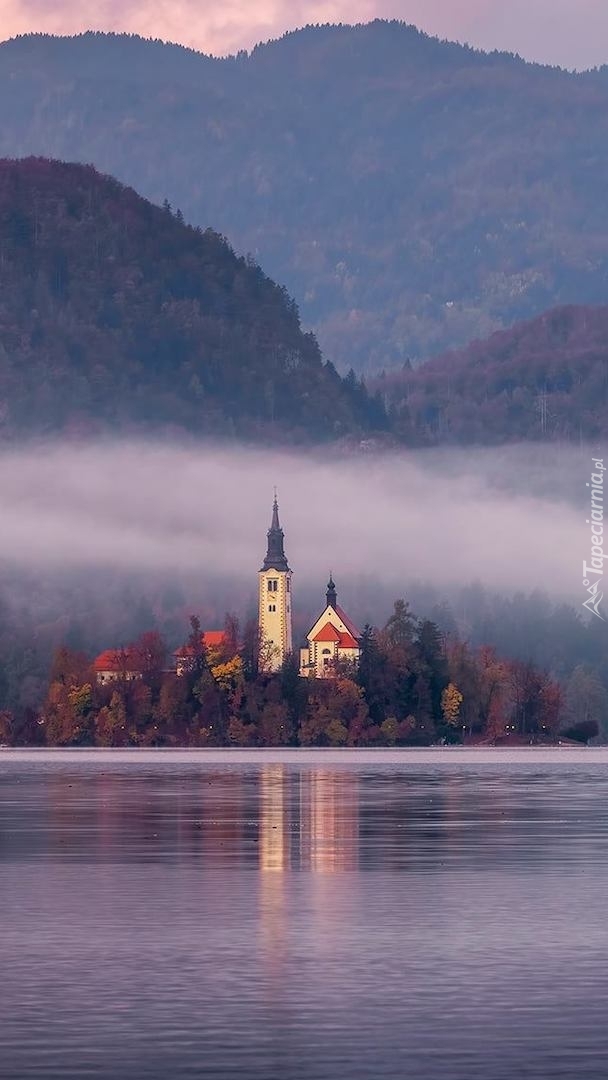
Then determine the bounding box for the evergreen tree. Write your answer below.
[280,652,307,744]
[357,624,386,724]
[416,619,449,723]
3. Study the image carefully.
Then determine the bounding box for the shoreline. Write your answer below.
[2,745,605,765]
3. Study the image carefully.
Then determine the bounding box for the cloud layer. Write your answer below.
[0,440,586,604]
[2,0,608,68]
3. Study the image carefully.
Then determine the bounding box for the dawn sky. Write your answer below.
[2,0,608,69]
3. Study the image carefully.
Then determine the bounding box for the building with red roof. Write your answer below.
[174,631,226,676]
[299,577,361,678]
[93,647,144,685]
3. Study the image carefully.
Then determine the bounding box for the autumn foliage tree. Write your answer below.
[20,597,574,748]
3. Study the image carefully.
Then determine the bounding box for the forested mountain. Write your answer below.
[377,304,608,444]
[0,158,383,440]
[2,24,608,371]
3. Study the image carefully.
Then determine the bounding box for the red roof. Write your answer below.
[93,648,141,673]
[174,631,225,657]
[312,622,342,643]
[308,604,361,643]
[311,623,359,650]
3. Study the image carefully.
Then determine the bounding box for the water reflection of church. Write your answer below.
[259,767,359,873]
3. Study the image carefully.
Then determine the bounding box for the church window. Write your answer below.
[286,579,290,593]
[268,579,278,593]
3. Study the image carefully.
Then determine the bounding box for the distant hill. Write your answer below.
[0,158,384,441]
[2,24,608,371]
[377,304,608,444]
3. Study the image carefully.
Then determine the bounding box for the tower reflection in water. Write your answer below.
[258,767,359,874]
[259,765,289,872]
[299,770,359,873]
[258,766,360,998]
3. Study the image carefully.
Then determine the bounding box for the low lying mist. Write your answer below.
[0,439,589,603]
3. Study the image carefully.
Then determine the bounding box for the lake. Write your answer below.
[2,748,608,1079]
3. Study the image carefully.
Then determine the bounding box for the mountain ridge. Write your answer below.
[3,23,608,371]
[0,157,384,442]
[378,302,608,444]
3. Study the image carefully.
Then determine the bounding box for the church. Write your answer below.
[258,496,360,677]
[94,496,360,681]
[298,575,361,678]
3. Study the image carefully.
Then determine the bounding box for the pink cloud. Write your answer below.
[1,0,608,68]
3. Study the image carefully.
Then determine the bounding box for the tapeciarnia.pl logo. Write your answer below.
[582,457,606,620]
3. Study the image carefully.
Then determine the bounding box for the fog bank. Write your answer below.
[0,440,589,602]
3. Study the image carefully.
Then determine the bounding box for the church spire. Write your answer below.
[261,494,290,572]
[326,573,337,609]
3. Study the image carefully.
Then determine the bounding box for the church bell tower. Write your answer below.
[259,495,293,672]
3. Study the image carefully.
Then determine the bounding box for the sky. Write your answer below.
[2,0,608,69]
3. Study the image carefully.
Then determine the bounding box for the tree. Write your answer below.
[508,660,561,739]
[193,669,225,744]
[441,683,463,727]
[446,640,482,737]
[560,719,599,744]
[280,652,307,743]
[416,619,449,722]
[379,603,420,722]
[49,646,92,687]
[133,630,166,684]
[382,600,417,655]
[179,616,209,686]
[211,655,244,694]
[240,616,262,679]
[357,624,386,723]
[0,710,14,744]
[95,690,127,746]
[258,700,291,745]
[379,716,399,745]
[42,675,94,746]
[477,646,510,740]
[153,674,190,744]
[228,715,257,746]
[222,613,240,661]
[562,666,608,739]
[325,717,348,746]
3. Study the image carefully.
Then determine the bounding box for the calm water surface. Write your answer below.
[2,748,608,1080]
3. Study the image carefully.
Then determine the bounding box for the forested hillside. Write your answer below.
[377,305,608,444]
[3,24,608,370]
[0,158,383,440]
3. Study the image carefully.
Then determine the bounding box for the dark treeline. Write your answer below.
[0,602,598,748]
